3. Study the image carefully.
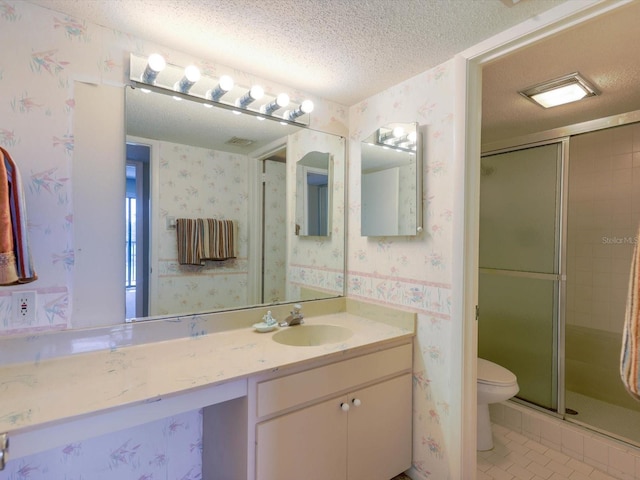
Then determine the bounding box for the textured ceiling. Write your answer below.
[482,1,640,146]
[28,0,568,106]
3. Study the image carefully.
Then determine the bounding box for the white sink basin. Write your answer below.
[272,324,353,347]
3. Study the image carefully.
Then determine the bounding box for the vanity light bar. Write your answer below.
[376,127,416,153]
[174,65,201,94]
[260,93,290,115]
[140,53,166,84]
[206,75,234,102]
[130,53,314,125]
[235,85,265,109]
[284,100,314,121]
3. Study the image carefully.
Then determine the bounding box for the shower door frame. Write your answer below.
[480,137,570,418]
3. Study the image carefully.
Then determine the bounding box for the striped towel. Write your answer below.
[621,226,640,401]
[0,147,37,285]
[200,219,236,261]
[176,218,203,265]
[176,218,236,265]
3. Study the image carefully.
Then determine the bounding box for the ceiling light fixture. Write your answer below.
[519,72,598,108]
[141,53,166,84]
[284,100,314,121]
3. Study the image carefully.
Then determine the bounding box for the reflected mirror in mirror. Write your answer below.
[360,122,422,236]
[295,151,331,237]
[125,85,345,321]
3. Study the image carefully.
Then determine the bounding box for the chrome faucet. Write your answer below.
[279,304,304,327]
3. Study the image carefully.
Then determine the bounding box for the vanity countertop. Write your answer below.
[0,306,414,435]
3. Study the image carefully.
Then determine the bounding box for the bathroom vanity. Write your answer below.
[0,298,414,479]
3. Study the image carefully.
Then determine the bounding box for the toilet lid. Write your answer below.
[478,358,517,386]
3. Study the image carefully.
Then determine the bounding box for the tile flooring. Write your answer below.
[477,423,619,480]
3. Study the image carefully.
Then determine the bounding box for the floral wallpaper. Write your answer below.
[0,410,202,480]
[348,63,457,479]
[150,140,250,316]
[263,159,287,303]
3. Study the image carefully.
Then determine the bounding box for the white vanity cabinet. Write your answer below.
[251,342,412,480]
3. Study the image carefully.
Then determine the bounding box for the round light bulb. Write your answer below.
[276,93,290,108]
[184,65,201,82]
[250,85,264,100]
[392,127,405,137]
[219,75,234,92]
[148,53,166,73]
[301,99,314,113]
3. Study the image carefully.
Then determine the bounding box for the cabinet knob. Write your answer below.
[352,398,362,407]
[340,402,350,412]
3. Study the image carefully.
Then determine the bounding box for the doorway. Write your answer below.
[260,148,287,304]
[125,143,150,319]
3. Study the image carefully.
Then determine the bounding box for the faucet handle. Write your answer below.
[292,303,302,314]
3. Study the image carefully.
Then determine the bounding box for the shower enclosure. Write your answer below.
[478,122,640,446]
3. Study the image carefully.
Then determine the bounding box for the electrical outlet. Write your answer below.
[11,291,37,325]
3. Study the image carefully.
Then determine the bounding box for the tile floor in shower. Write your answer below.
[478,423,618,480]
[566,390,640,446]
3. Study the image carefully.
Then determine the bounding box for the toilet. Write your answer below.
[477,358,519,451]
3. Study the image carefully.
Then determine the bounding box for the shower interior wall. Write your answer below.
[565,122,640,433]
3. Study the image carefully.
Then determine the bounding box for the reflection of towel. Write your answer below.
[176,218,236,265]
[621,226,640,400]
[0,147,37,285]
[176,218,202,265]
[200,218,236,261]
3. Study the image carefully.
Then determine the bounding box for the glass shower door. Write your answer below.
[478,142,564,411]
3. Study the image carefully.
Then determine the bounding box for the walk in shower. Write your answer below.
[478,121,640,446]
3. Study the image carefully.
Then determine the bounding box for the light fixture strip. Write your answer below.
[129,79,311,128]
[129,53,313,125]
[375,127,416,153]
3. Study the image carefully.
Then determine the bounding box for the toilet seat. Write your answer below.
[478,358,517,386]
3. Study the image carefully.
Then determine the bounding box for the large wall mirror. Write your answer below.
[124,63,346,321]
[360,122,422,236]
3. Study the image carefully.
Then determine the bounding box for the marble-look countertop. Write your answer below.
[0,309,413,435]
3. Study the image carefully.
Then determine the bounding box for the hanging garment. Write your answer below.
[621,226,640,400]
[0,147,37,285]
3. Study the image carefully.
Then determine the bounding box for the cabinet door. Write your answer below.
[256,397,348,480]
[347,374,412,480]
